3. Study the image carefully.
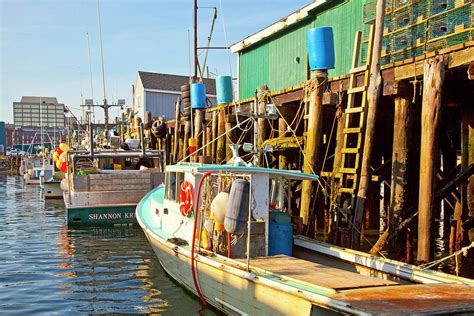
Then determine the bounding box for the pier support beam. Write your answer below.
[417,56,445,263]
[279,118,287,170]
[216,107,226,164]
[351,0,385,249]
[388,95,412,256]
[300,69,326,226]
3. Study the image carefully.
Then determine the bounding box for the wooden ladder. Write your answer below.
[336,25,375,213]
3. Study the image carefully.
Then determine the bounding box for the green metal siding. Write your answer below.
[239,43,269,99]
[239,0,365,100]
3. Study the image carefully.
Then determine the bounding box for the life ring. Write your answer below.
[179,180,194,217]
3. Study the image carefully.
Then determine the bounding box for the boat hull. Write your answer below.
[66,204,137,226]
[142,229,335,316]
[43,181,63,199]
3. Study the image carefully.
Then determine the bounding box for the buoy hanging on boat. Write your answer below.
[225,179,250,234]
[211,191,229,224]
[179,180,194,217]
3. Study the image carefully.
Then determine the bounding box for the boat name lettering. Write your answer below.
[88,213,124,220]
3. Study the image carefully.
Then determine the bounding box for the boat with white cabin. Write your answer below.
[63,150,165,226]
[136,163,474,315]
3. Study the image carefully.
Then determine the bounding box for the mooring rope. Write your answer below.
[419,241,474,275]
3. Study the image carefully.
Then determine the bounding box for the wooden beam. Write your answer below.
[216,107,226,164]
[388,95,412,256]
[300,70,327,226]
[417,55,445,263]
[352,0,385,250]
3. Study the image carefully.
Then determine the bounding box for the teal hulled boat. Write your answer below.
[136,163,474,315]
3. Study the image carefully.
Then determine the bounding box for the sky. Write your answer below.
[0,0,310,124]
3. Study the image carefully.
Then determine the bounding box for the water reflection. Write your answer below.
[0,175,217,315]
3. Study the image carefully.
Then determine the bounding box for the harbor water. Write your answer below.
[0,174,219,315]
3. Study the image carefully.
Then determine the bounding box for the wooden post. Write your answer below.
[194,109,203,159]
[183,120,191,162]
[417,56,445,263]
[206,126,212,157]
[225,115,237,162]
[461,103,474,244]
[216,107,226,164]
[257,85,269,166]
[300,69,326,226]
[173,99,181,163]
[212,111,218,163]
[351,0,385,249]
[278,118,287,170]
[388,96,412,255]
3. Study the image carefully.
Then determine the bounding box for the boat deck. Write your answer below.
[242,255,397,290]
[240,255,474,313]
[333,283,474,314]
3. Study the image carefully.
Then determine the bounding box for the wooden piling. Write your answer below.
[194,109,204,157]
[300,69,326,226]
[351,0,385,249]
[216,107,226,164]
[183,120,191,162]
[206,126,212,157]
[388,95,412,255]
[212,111,218,163]
[173,99,181,163]
[225,114,237,162]
[257,86,269,166]
[417,55,445,263]
[278,118,287,170]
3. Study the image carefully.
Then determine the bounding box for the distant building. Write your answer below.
[132,71,217,122]
[12,96,66,149]
[13,96,65,129]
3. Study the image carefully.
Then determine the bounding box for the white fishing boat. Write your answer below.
[63,150,165,226]
[22,155,43,185]
[136,163,474,315]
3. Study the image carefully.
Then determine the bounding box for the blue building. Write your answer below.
[0,121,5,154]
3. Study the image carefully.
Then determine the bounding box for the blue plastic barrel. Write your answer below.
[307,27,335,70]
[191,83,206,109]
[216,76,233,104]
[268,222,293,256]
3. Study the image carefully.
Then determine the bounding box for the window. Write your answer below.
[165,172,184,202]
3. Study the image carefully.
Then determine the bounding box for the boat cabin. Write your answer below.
[161,163,319,259]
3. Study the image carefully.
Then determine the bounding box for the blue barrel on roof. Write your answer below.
[191,83,206,109]
[307,27,335,70]
[216,76,233,104]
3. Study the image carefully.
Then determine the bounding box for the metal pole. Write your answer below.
[194,0,198,82]
[246,176,252,271]
[140,122,146,156]
[253,90,258,166]
[89,121,94,157]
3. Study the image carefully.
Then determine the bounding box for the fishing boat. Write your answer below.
[22,155,44,185]
[63,150,165,226]
[136,163,474,315]
[43,173,64,199]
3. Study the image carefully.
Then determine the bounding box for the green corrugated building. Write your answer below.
[231,0,367,100]
[231,0,473,100]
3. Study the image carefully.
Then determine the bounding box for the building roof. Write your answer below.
[19,96,59,104]
[138,71,216,95]
[230,0,327,53]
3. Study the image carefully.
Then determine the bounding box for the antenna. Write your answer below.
[97,0,108,129]
[86,32,95,123]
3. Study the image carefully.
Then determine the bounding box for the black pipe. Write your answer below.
[140,122,146,156]
[89,121,94,157]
